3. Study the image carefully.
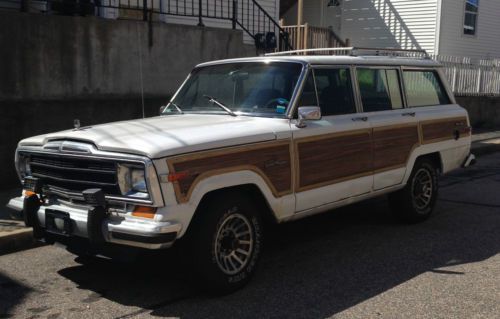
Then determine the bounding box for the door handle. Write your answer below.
[402,112,416,117]
[352,116,368,122]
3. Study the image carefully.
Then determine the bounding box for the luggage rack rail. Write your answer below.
[265,47,430,59]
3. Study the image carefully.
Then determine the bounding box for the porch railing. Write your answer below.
[280,23,345,52]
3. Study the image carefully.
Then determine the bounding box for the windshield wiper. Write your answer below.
[203,95,237,117]
[163,102,184,114]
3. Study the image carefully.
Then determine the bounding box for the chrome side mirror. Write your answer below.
[296,106,321,128]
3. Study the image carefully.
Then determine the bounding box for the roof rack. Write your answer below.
[265,47,430,59]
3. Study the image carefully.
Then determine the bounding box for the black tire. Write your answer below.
[388,158,439,223]
[186,191,264,294]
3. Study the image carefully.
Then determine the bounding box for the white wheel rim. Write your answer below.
[214,213,254,275]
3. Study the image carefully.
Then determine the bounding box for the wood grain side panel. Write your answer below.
[421,117,470,144]
[167,141,292,203]
[297,130,372,190]
[373,125,420,172]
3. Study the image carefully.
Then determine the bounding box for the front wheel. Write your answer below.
[389,158,439,223]
[186,192,263,294]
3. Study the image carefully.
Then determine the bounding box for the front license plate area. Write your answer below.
[45,209,72,236]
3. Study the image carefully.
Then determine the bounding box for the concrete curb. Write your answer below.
[1,135,500,255]
[471,138,500,156]
[0,223,38,255]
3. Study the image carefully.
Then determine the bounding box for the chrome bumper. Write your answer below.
[7,196,180,249]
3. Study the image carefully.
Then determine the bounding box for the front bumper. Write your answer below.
[7,196,181,249]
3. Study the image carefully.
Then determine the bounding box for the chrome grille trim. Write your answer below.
[16,142,164,207]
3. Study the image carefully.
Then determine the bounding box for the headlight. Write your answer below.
[15,152,31,181]
[117,163,149,198]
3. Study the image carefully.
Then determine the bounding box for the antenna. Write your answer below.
[136,24,146,119]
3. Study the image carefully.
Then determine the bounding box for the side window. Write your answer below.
[314,68,356,116]
[357,68,403,112]
[298,73,318,107]
[403,70,451,107]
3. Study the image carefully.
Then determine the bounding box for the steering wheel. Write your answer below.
[264,98,288,108]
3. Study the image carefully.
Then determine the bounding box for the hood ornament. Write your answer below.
[73,119,81,130]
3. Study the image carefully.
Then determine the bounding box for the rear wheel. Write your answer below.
[389,158,439,223]
[186,192,263,294]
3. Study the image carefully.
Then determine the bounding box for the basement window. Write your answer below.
[464,0,479,35]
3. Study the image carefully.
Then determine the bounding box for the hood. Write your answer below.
[18,114,291,158]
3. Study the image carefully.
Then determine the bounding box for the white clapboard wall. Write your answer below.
[438,0,500,60]
[282,0,440,55]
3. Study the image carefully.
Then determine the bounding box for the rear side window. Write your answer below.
[357,68,403,112]
[403,70,451,107]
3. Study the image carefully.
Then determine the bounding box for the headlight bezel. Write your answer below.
[117,163,149,199]
[15,152,31,182]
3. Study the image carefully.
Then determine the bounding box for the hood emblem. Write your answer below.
[73,119,81,130]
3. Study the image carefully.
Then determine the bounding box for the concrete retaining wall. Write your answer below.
[456,96,500,129]
[0,12,254,100]
[0,12,254,190]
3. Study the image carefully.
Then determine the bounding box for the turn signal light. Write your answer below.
[131,206,157,219]
[168,171,189,182]
[24,190,36,197]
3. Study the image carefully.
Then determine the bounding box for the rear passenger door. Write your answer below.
[354,67,420,190]
[293,66,372,212]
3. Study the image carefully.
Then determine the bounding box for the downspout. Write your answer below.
[434,0,443,55]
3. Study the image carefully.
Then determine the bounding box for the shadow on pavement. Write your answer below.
[0,272,32,317]
[56,195,500,318]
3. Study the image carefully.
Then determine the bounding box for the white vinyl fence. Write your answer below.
[432,55,500,96]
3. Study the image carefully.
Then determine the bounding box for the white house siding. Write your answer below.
[282,0,440,54]
[438,0,500,61]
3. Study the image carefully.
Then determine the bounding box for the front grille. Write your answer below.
[27,153,122,195]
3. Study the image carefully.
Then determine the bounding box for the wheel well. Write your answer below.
[415,152,443,174]
[193,184,277,224]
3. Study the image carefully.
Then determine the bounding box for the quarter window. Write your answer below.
[402,71,451,107]
[464,0,479,35]
[357,68,403,112]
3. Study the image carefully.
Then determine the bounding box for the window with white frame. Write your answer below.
[464,0,479,35]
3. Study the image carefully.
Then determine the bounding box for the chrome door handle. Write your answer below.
[352,116,368,122]
[402,112,416,117]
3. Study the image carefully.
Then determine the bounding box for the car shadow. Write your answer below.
[57,195,500,318]
[0,272,32,317]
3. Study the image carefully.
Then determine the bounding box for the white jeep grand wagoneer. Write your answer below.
[9,48,475,293]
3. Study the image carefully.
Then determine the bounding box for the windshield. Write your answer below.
[167,62,303,117]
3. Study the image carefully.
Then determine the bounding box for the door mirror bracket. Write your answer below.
[296,106,321,128]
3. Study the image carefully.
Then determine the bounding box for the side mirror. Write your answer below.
[296,106,321,128]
